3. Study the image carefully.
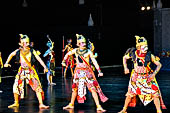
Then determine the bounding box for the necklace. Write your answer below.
[76,48,88,56]
[20,47,30,56]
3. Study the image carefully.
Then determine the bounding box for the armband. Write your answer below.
[97,68,101,73]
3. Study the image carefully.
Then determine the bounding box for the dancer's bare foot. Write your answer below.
[161,104,167,109]
[97,105,106,112]
[8,103,19,108]
[63,108,74,113]
[50,83,56,85]
[39,104,49,109]
[118,110,127,113]
[63,103,74,109]
[157,110,162,113]
[11,106,19,112]
[118,107,127,113]
[48,83,56,86]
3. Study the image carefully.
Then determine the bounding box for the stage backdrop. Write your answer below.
[154,8,170,55]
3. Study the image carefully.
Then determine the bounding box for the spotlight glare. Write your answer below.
[141,6,145,11]
[146,6,151,10]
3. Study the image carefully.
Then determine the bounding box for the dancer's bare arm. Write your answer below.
[62,48,76,67]
[4,49,19,67]
[123,54,131,74]
[150,54,162,80]
[33,49,48,73]
[90,51,103,77]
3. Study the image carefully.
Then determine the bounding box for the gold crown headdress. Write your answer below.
[76,34,86,46]
[19,34,30,42]
[135,35,147,49]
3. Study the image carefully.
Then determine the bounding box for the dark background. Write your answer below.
[0,0,170,68]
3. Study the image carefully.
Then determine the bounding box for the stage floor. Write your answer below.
[0,67,170,113]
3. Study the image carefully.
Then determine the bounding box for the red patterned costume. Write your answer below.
[62,34,108,112]
[119,36,166,113]
[4,34,49,109]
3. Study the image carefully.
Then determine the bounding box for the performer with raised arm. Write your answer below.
[0,52,3,93]
[43,35,56,85]
[4,34,49,109]
[118,35,166,113]
[62,34,108,112]
[62,38,75,77]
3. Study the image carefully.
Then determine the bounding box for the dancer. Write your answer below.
[62,38,75,77]
[4,34,49,109]
[62,34,108,112]
[119,35,166,113]
[43,35,56,85]
[0,52,3,93]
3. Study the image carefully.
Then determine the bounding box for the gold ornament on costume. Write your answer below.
[155,56,160,61]
[36,50,41,56]
[135,35,147,49]
[19,34,30,43]
[19,34,30,47]
[76,34,86,46]
[76,48,88,56]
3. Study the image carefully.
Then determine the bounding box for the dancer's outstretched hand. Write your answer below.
[4,63,11,67]
[124,68,130,74]
[61,62,66,67]
[98,72,103,77]
[44,68,48,73]
[150,73,156,81]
